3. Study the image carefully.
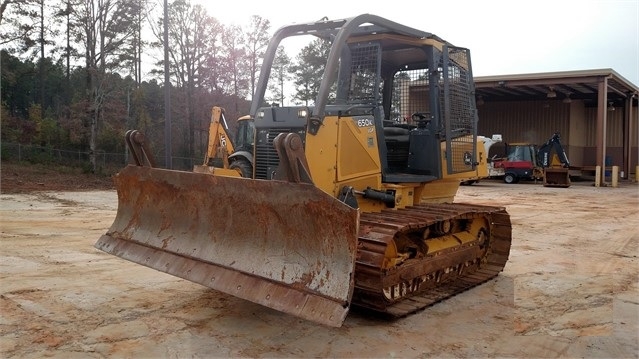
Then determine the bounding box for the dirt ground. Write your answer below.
[1,163,638,358]
[0,162,115,194]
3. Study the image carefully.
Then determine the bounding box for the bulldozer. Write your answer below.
[95,14,512,328]
[193,106,254,177]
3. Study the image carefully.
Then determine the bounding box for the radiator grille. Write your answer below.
[255,128,306,179]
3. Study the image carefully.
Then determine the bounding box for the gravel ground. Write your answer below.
[0,167,637,358]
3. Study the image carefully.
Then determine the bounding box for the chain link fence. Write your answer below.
[1,142,199,172]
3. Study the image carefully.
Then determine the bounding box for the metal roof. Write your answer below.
[474,69,639,107]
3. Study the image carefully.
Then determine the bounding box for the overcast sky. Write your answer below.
[194,0,639,86]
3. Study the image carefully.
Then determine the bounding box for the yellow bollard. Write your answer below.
[611,166,619,187]
[595,166,601,187]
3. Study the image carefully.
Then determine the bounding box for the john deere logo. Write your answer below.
[463,151,473,166]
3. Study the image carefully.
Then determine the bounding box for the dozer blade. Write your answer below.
[95,165,359,327]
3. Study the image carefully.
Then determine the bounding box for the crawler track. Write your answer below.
[352,203,512,317]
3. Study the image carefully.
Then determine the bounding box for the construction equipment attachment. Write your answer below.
[543,167,571,187]
[96,164,359,327]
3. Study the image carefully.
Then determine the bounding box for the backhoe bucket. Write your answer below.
[95,165,359,327]
[543,167,571,188]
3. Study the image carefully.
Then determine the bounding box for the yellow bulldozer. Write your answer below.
[95,14,512,327]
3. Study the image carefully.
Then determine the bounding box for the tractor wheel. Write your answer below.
[503,173,518,184]
[229,159,252,178]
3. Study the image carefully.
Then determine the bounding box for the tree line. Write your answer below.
[1,0,331,171]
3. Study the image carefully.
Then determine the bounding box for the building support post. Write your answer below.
[623,95,631,179]
[625,93,638,180]
[595,77,608,186]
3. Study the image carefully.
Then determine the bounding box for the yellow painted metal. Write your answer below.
[455,136,492,182]
[197,107,253,175]
[336,117,382,181]
[424,217,488,255]
[202,107,234,168]
[305,117,339,196]
[306,113,466,208]
[550,153,563,167]
[439,135,485,184]
[611,165,619,187]
[306,114,390,208]
[380,215,489,270]
[382,217,490,269]
[424,235,460,254]
[415,178,461,204]
[382,183,417,209]
[192,165,242,177]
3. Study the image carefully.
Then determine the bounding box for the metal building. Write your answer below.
[474,69,638,183]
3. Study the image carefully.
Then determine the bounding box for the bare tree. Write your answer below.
[53,0,80,82]
[157,0,221,158]
[1,0,64,126]
[290,38,332,106]
[35,0,56,116]
[72,0,139,172]
[118,0,146,86]
[243,15,270,99]
[266,46,291,106]
[0,0,37,47]
[218,24,249,112]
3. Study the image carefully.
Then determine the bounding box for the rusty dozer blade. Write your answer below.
[95,165,359,327]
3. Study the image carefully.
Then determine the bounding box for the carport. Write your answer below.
[474,69,638,183]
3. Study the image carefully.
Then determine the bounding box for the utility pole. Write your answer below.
[163,0,172,169]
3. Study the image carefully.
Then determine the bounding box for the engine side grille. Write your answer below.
[255,128,306,180]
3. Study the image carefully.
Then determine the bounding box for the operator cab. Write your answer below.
[252,19,478,184]
[327,34,476,183]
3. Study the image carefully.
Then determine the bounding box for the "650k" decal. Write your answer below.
[356,118,374,127]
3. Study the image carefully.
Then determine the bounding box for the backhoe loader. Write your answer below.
[490,132,570,187]
[96,14,512,328]
[538,132,571,187]
[193,106,254,177]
